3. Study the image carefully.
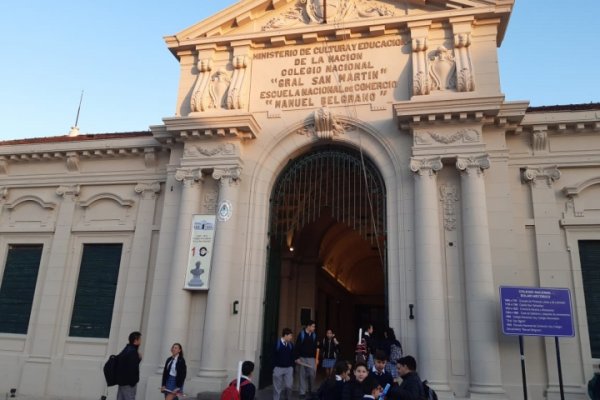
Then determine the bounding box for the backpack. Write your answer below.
[589,373,600,400]
[103,354,119,387]
[220,379,250,400]
[299,330,316,344]
[355,338,367,364]
[422,380,438,400]
[389,342,403,363]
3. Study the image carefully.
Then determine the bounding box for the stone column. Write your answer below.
[410,157,453,398]
[456,155,505,399]
[20,184,80,396]
[196,166,241,390]
[116,182,161,339]
[161,168,203,354]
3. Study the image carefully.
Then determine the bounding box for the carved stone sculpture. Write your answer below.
[429,46,456,91]
[262,0,395,30]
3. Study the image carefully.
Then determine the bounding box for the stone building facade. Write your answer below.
[0,1,599,399]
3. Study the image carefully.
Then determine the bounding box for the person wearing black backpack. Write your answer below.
[388,356,424,400]
[116,331,142,400]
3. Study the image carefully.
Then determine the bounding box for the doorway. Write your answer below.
[259,145,387,387]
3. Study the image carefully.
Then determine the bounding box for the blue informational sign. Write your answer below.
[500,286,575,337]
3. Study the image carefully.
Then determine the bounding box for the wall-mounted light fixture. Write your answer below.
[233,300,239,315]
[409,304,415,320]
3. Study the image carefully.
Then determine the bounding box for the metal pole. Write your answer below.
[519,335,528,400]
[555,336,565,400]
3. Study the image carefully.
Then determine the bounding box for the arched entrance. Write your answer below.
[259,145,387,387]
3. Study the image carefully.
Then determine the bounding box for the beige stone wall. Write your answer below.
[0,1,599,399]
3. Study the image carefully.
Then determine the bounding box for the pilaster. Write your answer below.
[522,166,582,399]
[115,182,161,341]
[20,184,80,396]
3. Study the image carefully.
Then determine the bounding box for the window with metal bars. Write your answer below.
[270,147,386,244]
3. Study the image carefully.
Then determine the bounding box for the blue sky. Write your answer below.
[0,1,598,140]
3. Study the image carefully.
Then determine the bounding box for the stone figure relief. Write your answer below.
[429,46,456,91]
[439,183,459,231]
[262,0,395,30]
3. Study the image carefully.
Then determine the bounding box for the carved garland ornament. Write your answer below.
[184,143,236,158]
[416,129,480,145]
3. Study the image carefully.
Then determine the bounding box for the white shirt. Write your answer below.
[169,356,179,377]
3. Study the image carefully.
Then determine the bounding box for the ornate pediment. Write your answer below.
[166,0,511,49]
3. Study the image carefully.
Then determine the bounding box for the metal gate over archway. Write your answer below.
[270,146,387,244]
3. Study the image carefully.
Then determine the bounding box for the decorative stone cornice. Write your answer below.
[154,114,260,144]
[56,185,80,198]
[165,1,514,56]
[134,182,161,199]
[456,154,490,176]
[522,166,561,187]
[394,96,505,131]
[410,156,443,176]
[0,144,162,173]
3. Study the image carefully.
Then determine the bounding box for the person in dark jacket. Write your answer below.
[361,324,375,369]
[296,320,318,398]
[321,329,340,377]
[317,360,350,400]
[273,328,295,400]
[371,351,393,389]
[161,342,187,400]
[389,356,424,400]
[342,362,369,400]
[240,361,256,400]
[116,331,142,400]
